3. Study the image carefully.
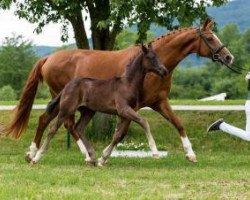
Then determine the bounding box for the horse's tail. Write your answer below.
[2,57,48,139]
[46,92,61,114]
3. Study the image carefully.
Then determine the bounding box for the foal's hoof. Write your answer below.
[97,162,104,167]
[30,160,38,165]
[152,153,160,159]
[86,159,96,167]
[25,154,32,163]
[186,154,198,163]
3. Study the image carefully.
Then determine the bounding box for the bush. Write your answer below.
[0,85,17,101]
[36,84,51,99]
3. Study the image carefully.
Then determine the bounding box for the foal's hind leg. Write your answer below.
[25,107,59,163]
[75,107,96,163]
[98,117,130,166]
[151,99,197,162]
[31,113,65,164]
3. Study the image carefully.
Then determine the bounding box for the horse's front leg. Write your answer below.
[151,99,197,162]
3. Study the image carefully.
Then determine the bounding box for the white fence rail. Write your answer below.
[0,105,245,111]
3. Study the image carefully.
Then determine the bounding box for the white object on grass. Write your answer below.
[199,93,227,101]
[111,150,168,158]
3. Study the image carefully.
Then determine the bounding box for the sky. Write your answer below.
[0,6,91,47]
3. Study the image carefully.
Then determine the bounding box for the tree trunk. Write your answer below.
[68,10,90,49]
[77,0,121,139]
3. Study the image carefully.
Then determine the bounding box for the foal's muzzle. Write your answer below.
[156,66,168,78]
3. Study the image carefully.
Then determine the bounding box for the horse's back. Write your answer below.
[41,47,138,94]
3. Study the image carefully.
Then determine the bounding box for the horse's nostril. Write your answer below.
[225,55,232,62]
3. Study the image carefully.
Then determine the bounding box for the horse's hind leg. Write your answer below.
[64,114,92,164]
[31,113,65,164]
[25,107,59,163]
[98,117,130,166]
[151,99,197,162]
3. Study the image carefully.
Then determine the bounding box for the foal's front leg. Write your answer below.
[119,106,159,156]
[151,99,197,162]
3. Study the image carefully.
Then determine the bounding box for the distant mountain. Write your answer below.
[33,45,56,57]
[208,0,250,31]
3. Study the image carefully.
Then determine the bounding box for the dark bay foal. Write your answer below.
[31,44,167,165]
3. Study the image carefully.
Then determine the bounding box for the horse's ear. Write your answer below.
[148,42,153,49]
[141,44,148,54]
[207,19,215,30]
[201,18,213,31]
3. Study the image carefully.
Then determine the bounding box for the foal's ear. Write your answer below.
[141,44,148,54]
[148,42,153,49]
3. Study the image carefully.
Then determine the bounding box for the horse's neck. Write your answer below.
[153,28,198,71]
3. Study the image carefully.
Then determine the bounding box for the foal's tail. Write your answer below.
[46,93,62,114]
[1,57,48,139]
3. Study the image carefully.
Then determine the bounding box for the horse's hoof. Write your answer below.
[186,154,198,163]
[152,153,160,159]
[25,154,32,163]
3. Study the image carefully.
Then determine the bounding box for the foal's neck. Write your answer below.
[124,52,146,87]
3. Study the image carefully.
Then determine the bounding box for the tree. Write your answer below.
[1,0,228,50]
[0,34,38,94]
[114,29,154,50]
[0,85,17,101]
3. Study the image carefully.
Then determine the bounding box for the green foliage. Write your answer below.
[1,0,227,49]
[0,85,17,100]
[87,114,117,141]
[36,84,51,100]
[114,29,154,50]
[0,34,38,95]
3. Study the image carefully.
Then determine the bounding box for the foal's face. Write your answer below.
[141,44,167,77]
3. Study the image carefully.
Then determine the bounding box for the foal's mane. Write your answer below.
[124,51,144,80]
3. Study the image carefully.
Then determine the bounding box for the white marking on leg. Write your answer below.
[32,149,44,163]
[32,138,50,164]
[181,136,196,161]
[98,145,112,166]
[144,121,159,157]
[76,139,91,162]
[26,142,38,159]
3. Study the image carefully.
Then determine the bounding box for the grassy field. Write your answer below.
[0,108,250,199]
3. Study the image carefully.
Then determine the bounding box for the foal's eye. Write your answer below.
[207,37,214,42]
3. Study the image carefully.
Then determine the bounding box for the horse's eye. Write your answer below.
[207,37,214,42]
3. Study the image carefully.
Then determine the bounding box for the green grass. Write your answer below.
[0,109,250,199]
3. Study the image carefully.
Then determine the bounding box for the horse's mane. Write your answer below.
[151,27,196,45]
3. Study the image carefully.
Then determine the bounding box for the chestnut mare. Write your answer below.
[3,19,234,163]
[31,44,167,165]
